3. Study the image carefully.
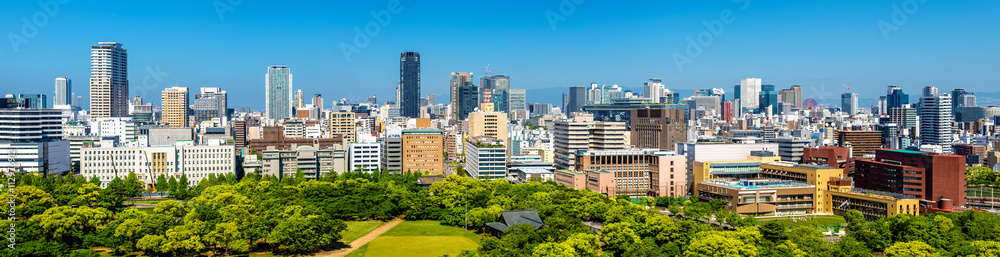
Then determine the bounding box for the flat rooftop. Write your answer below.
[703,179,814,190]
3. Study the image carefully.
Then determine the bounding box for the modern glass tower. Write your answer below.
[400,52,421,118]
[266,65,293,121]
[887,85,909,109]
[841,92,858,115]
[54,77,71,106]
[90,42,129,118]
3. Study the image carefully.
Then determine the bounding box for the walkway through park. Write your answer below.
[321,217,404,257]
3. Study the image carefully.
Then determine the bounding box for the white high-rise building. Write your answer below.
[265,66,293,121]
[54,77,72,106]
[739,78,762,110]
[90,42,129,118]
[918,86,953,154]
[644,78,666,102]
[841,93,858,115]
[603,85,623,103]
[587,83,602,104]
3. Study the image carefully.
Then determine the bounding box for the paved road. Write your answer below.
[321,218,404,257]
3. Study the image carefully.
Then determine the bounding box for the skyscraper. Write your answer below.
[266,65,293,121]
[161,87,189,128]
[311,94,323,120]
[508,89,526,115]
[887,85,909,108]
[19,94,47,109]
[194,87,227,124]
[918,86,953,154]
[90,42,128,118]
[841,92,858,115]
[738,78,761,110]
[456,85,479,120]
[566,86,586,115]
[54,77,71,106]
[644,79,666,102]
[400,52,421,118]
[778,85,802,109]
[587,83,602,105]
[480,75,509,92]
[450,72,473,119]
[759,84,777,114]
[294,89,304,108]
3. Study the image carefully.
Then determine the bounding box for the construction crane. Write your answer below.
[842,84,851,94]
[483,63,492,76]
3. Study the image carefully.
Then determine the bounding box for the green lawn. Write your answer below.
[345,220,482,257]
[341,221,387,243]
[757,215,846,228]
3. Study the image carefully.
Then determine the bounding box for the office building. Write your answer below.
[311,94,323,120]
[456,85,479,120]
[400,52,421,118]
[759,84,777,114]
[468,96,508,150]
[852,149,966,206]
[194,87,227,124]
[247,126,343,152]
[91,117,137,143]
[401,129,444,175]
[491,89,508,113]
[260,144,346,180]
[889,106,918,134]
[54,77,72,106]
[161,87,189,128]
[918,87,953,154]
[507,89,526,115]
[571,149,688,197]
[552,114,627,169]
[778,85,803,109]
[886,85,909,109]
[90,42,129,118]
[773,138,810,163]
[736,78,761,110]
[266,65,293,121]
[802,146,850,169]
[566,86,586,115]
[841,92,858,115]
[836,130,881,158]
[19,94,47,109]
[480,75,510,92]
[80,145,235,188]
[644,78,667,103]
[450,72,474,119]
[0,109,70,174]
[348,142,380,173]
[630,109,686,151]
[465,136,507,180]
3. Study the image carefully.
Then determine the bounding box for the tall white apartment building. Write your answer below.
[918,86,953,154]
[90,42,129,118]
[80,145,236,188]
[644,78,666,102]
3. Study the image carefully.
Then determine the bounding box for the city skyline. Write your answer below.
[1,1,998,109]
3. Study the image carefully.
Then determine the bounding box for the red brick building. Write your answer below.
[802,146,850,172]
[852,149,966,206]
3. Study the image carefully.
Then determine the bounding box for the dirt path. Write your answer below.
[320,218,405,257]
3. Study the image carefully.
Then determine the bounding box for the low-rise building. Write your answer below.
[348,142,380,173]
[465,136,507,180]
[565,148,687,197]
[80,145,236,188]
[260,144,346,180]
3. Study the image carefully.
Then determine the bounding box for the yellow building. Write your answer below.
[826,177,921,220]
[161,87,189,128]
[468,98,508,151]
[692,153,780,185]
[329,112,356,143]
[758,162,843,213]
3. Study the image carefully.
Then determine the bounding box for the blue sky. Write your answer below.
[1,0,997,108]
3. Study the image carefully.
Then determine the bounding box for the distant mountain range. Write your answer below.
[528,87,1000,109]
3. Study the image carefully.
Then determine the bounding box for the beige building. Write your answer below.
[552,113,627,169]
[161,87,189,128]
[330,112,356,142]
[80,145,236,188]
[571,149,689,197]
[90,42,129,118]
[401,129,444,175]
[260,144,347,180]
[468,100,508,150]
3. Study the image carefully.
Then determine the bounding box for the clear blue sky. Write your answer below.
[1,0,997,108]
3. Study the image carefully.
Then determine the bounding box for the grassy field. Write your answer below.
[757,215,846,228]
[346,220,482,257]
[341,221,387,243]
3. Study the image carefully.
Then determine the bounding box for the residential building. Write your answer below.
[266,65,293,121]
[90,42,129,118]
[918,87,954,154]
[329,112,356,143]
[630,108,686,151]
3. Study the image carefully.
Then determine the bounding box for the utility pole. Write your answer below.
[464,182,468,231]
